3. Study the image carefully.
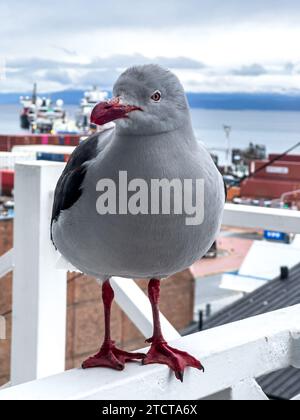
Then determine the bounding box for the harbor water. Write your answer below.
[1,105,300,161]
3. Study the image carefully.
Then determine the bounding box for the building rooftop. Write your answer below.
[202,263,300,400]
[204,264,300,329]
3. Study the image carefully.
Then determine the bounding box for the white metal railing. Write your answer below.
[223,203,300,234]
[0,305,299,400]
[1,162,180,387]
[1,161,300,397]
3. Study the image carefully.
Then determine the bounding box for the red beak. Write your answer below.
[91,97,142,126]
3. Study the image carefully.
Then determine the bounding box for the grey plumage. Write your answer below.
[51,65,225,281]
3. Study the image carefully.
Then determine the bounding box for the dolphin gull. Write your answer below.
[51,65,225,381]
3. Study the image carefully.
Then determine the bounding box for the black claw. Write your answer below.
[199,365,205,373]
[176,371,184,382]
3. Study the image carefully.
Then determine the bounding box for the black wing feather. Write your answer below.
[51,133,100,243]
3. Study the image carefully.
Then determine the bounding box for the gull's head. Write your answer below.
[91,64,191,135]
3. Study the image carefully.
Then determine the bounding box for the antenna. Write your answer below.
[223,125,232,169]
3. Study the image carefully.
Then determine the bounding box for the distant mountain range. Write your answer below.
[1,90,300,111]
[188,92,300,111]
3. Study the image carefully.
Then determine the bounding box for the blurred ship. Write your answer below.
[76,87,109,133]
[20,85,113,136]
[20,83,38,130]
[32,97,67,134]
[20,84,77,134]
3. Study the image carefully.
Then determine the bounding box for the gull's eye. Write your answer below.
[151,90,162,102]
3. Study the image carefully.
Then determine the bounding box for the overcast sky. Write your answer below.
[1,0,300,93]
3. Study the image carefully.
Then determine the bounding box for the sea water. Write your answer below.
[1,105,300,160]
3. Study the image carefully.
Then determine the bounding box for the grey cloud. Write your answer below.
[8,58,68,71]
[1,0,299,94]
[77,69,122,89]
[88,54,205,70]
[285,62,295,73]
[6,54,205,90]
[232,62,300,77]
[42,69,73,85]
[1,0,300,38]
[233,64,268,76]
[154,57,205,70]
[51,46,78,56]
[7,54,205,73]
[7,54,205,89]
[283,62,300,74]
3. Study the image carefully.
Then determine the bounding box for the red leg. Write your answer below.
[82,280,145,370]
[143,279,204,382]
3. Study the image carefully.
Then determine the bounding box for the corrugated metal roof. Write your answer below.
[202,263,300,400]
[204,265,300,330]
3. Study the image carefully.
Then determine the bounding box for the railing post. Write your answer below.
[11,162,67,385]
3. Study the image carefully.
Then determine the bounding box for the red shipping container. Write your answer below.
[0,134,81,152]
[269,154,300,163]
[241,178,300,199]
[250,160,300,181]
[0,170,15,195]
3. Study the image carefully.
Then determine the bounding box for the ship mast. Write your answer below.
[32,83,37,105]
[223,124,232,171]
